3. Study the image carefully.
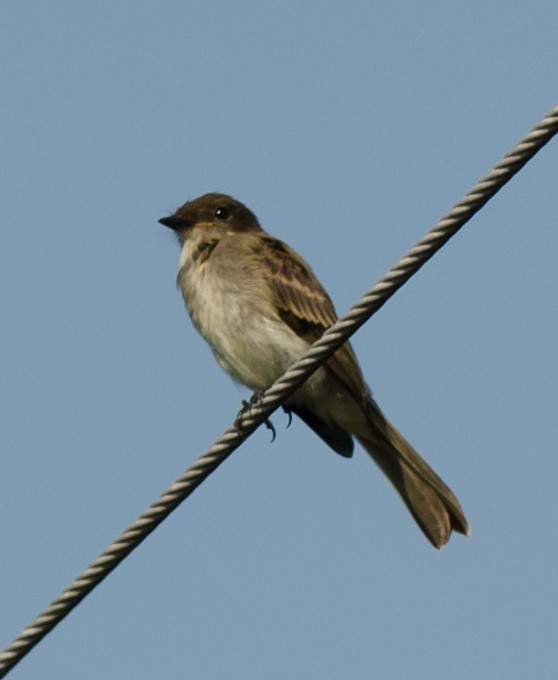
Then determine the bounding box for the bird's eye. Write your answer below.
[215,206,230,220]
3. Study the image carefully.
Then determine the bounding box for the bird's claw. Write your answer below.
[282,406,293,429]
[264,419,276,442]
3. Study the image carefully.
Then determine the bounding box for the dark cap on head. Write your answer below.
[159,193,262,234]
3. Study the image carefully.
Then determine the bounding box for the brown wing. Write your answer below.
[258,234,370,412]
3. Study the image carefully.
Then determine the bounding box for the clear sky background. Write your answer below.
[1,2,558,678]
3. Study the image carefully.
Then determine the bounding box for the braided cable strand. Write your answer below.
[1,104,557,677]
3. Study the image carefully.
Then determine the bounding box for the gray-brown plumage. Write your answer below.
[160,193,469,548]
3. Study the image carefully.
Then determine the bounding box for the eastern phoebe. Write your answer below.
[160,193,468,548]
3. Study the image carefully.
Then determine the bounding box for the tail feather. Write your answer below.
[357,407,469,549]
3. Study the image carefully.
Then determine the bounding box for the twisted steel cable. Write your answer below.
[1,104,557,677]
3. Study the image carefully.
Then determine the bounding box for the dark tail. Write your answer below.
[357,405,469,549]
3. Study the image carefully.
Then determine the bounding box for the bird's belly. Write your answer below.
[186,272,309,391]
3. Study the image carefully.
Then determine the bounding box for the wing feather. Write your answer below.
[258,235,370,410]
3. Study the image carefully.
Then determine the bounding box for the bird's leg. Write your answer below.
[235,392,277,442]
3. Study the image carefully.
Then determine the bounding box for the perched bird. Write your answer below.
[160,193,469,548]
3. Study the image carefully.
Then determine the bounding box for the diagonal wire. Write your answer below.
[1,103,557,677]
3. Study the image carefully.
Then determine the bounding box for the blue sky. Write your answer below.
[1,2,558,678]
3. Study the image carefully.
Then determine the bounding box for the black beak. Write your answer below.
[158,215,191,231]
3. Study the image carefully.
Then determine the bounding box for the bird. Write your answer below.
[159,193,469,548]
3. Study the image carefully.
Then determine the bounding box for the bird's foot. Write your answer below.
[235,392,276,442]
